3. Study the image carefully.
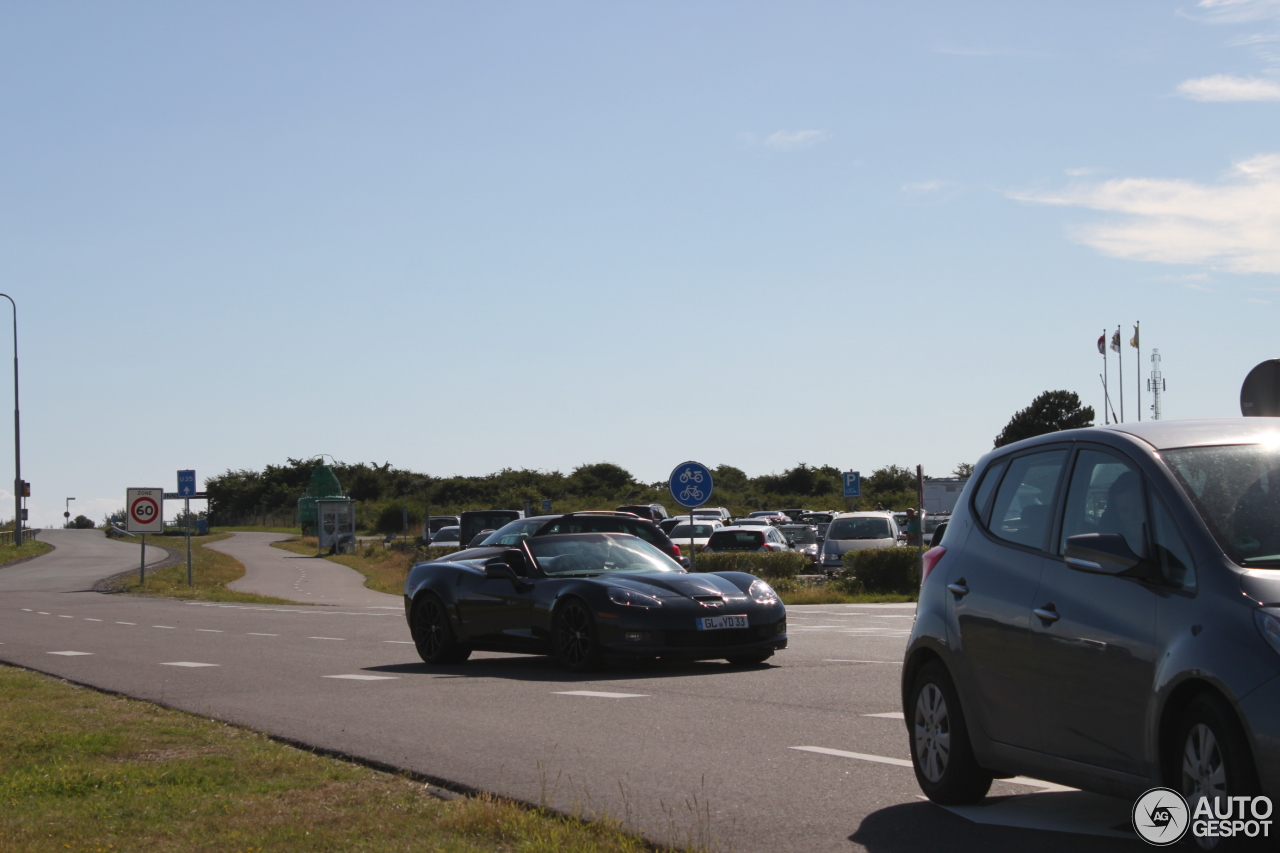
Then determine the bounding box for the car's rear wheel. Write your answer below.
[908,660,992,805]
[726,651,773,666]
[1170,694,1260,851]
[553,600,600,672]
[409,594,471,664]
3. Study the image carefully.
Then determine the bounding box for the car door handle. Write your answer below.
[1034,605,1060,624]
[946,580,969,596]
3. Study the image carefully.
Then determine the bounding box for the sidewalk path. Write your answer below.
[0,529,169,592]
[211,532,403,609]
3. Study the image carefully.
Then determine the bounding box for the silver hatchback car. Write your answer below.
[904,419,1280,822]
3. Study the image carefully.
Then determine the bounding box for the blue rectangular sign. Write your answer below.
[843,471,861,498]
[177,469,197,497]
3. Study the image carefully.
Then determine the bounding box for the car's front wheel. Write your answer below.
[908,659,992,805]
[553,600,601,672]
[409,594,471,664]
[1170,694,1260,850]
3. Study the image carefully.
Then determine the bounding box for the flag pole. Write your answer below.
[1117,326,1124,423]
[1135,321,1141,421]
[1101,330,1110,425]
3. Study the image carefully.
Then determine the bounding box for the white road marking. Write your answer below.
[48,651,93,656]
[37,611,49,615]
[115,622,136,625]
[790,746,1076,792]
[553,691,648,699]
[58,615,73,618]
[323,674,399,680]
[309,637,344,641]
[246,633,278,636]
[153,625,176,630]
[195,629,223,633]
[864,712,906,719]
[826,659,903,664]
[160,662,220,667]
[384,640,414,644]
[84,618,103,622]
[21,608,30,611]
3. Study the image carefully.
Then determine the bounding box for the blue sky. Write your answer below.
[3,1,1280,527]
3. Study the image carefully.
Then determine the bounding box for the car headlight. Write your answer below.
[748,579,778,604]
[1255,607,1280,657]
[606,587,664,608]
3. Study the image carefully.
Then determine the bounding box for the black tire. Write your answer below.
[553,599,601,672]
[409,594,471,664]
[1169,694,1261,851]
[726,651,773,666]
[907,659,992,805]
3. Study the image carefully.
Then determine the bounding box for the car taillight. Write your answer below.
[761,543,775,552]
[920,546,947,586]
[671,543,682,558]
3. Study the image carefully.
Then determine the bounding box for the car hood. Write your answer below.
[601,572,746,599]
[1241,570,1280,606]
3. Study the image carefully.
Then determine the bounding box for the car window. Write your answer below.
[986,450,1067,551]
[1058,449,1145,558]
[972,458,1008,526]
[669,524,715,538]
[1151,495,1196,590]
[479,518,543,546]
[827,517,891,540]
[1164,444,1280,567]
[708,530,764,550]
[528,533,681,575]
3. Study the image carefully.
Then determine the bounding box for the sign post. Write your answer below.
[177,470,196,586]
[126,487,164,583]
[669,461,714,572]
[843,471,861,511]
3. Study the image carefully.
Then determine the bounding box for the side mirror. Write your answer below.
[1064,534,1151,578]
[484,563,522,584]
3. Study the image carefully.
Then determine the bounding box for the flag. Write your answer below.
[1110,330,1121,352]
[1098,334,1106,354]
[1130,325,1139,349]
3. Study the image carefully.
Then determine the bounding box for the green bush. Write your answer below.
[687,551,809,581]
[373,503,421,534]
[839,547,920,594]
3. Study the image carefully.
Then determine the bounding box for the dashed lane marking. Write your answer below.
[48,651,93,656]
[160,662,220,667]
[195,629,223,633]
[323,674,399,681]
[789,747,1076,792]
[115,622,136,625]
[863,712,906,719]
[553,691,648,699]
[85,618,103,622]
[826,659,903,664]
[57,615,73,618]
[153,626,176,630]
[309,637,344,641]
[246,633,278,636]
[21,608,30,611]
[37,612,49,615]
[384,640,414,644]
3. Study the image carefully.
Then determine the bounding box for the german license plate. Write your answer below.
[697,614,748,631]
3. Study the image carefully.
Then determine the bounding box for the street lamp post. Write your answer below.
[66,497,75,527]
[0,295,19,546]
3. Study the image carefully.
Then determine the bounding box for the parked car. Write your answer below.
[429,526,460,547]
[616,504,671,524]
[692,507,733,523]
[922,513,950,546]
[820,512,899,571]
[903,418,1280,816]
[798,512,835,538]
[779,524,821,563]
[404,532,787,669]
[734,517,775,528]
[747,511,790,525]
[459,510,524,552]
[658,517,682,535]
[703,525,792,554]
[666,520,723,551]
[427,516,460,536]
[476,511,687,565]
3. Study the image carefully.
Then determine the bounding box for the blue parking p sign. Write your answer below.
[843,471,861,498]
[178,470,197,498]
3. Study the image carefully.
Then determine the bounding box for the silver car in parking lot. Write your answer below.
[819,511,900,571]
[903,418,1280,827]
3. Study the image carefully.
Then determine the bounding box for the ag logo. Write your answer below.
[1133,787,1190,846]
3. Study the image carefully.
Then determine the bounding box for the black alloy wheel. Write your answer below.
[553,600,601,672]
[725,651,773,666]
[409,594,471,664]
[1170,694,1261,851]
[907,660,992,805]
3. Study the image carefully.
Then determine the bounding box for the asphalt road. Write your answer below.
[1,530,1146,852]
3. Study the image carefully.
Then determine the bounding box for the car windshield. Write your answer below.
[828,517,891,540]
[924,517,947,533]
[799,514,832,524]
[781,527,817,544]
[708,530,764,550]
[431,527,459,542]
[669,524,715,538]
[528,533,681,576]
[1164,443,1280,566]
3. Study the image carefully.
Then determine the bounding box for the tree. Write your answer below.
[952,462,975,478]
[64,514,95,529]
[994,390,1095,448]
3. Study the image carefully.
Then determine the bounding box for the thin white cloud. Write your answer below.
[1010,154,1280,274]
[1192,0,1280,24]
[1065,167,1097,177]
[1186,281,1216,291]
[763,130,829,150]
[1246,296,1273,303]
[1177,74,1280,100]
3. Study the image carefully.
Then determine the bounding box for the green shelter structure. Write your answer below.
[298,465,348,535]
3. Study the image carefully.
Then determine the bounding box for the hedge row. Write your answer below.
[685,551,810,581]
[837,547,921,595]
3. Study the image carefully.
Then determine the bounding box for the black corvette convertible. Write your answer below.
[403,532,787,670]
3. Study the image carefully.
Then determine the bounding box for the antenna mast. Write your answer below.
[1148,349,1165,420]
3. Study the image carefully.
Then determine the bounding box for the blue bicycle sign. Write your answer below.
[669,461,713,508]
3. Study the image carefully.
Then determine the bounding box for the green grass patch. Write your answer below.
[106,533,297,605]
[0,664,659,853]
[0,537,53,567]
[779,587,916,605]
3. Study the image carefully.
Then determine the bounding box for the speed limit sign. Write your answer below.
[126,487,164,533]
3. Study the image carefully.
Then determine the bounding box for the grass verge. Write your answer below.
[0,664,658,853]
[779,587,916,605]
[103,533,297,605]
[0,537,53,568]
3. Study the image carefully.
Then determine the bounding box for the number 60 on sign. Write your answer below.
[126,487,164,534]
